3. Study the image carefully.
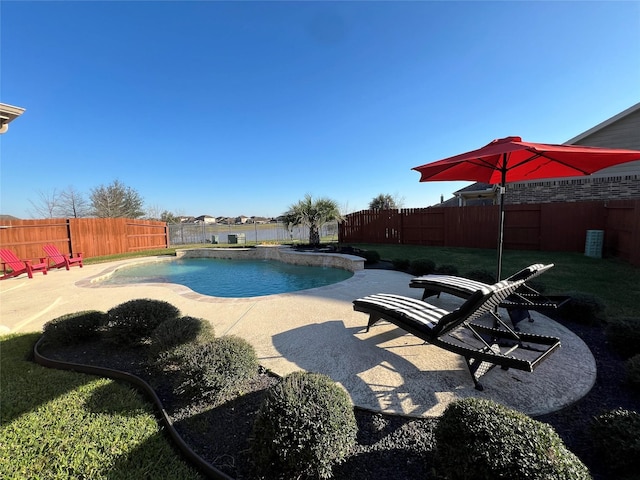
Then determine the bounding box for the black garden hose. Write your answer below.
[33,336,235,480]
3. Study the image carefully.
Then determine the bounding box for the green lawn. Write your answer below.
[0,333,203,480]
[350,243,640,319]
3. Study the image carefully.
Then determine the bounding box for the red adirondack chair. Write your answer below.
[42,244,84,270]
[0,249,48,280]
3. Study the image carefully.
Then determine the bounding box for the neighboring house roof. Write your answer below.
[450,183,497,207]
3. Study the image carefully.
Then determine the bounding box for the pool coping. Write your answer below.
[175,245,365,272]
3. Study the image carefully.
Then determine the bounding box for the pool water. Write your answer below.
[102,258,353,297]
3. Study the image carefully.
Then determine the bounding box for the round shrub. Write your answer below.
[148,316,215,360]
[434,264,459,275]
[391,258,410,271]
[591,408,640,477]
[42,310,108,346]
[173,335,258,402]
[410,258,436,276]
[361,250,380,264]
[465,269,495,284]
[626,355,640,392]
[251,371,357,480]
[559,291,606,325]
[106,298,181,347]
[605,317,640,359]
[435,398,591,480]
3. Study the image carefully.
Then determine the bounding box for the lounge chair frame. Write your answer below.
[353,279,561,390]
[409,263,569,325]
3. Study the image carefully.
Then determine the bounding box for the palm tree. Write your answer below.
[283,194,343,246]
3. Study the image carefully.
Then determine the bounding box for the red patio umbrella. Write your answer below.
[412,136,640,280]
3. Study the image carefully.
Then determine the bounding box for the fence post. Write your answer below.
[66,218,73,255]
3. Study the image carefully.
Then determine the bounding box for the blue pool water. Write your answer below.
[102,258,353,297]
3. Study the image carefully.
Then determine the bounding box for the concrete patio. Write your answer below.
[0,257,596,417]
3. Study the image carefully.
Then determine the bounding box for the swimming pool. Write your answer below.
[101,258,354,297]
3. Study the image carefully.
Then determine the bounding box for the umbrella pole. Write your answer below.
[496,158,507,282]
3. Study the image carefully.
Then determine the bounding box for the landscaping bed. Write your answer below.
[35,312,639,480]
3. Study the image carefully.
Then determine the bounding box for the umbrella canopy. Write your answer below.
[413,136,640,184]
[413,136,640,280]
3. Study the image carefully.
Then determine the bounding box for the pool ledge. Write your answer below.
[175,245,365,272]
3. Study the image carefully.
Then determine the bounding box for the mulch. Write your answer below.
[35,259,640,479]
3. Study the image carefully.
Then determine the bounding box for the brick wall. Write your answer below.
[506,174,640,204]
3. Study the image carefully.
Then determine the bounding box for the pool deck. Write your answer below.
[0,257,596,418]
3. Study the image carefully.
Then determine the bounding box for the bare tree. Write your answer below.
[144,204,163,221]
[58,186,91,218]
[90,180,145,218]
[29,189,61,218]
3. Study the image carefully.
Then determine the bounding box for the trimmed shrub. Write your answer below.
[148,316,215,360]
[558,291,606,325]
[605,317,640,359]
[410,258,436,276]
[434,264,459,275]
[173,335,258,402]
[626,355,640,392]
[391,258,410,271]
[464,269,495,284]
[591,408,640,478]
[42,310,108,346]
[435,398,591,480]
[105,298,181,347]
[360,250,380,264]
[251,371,357,480]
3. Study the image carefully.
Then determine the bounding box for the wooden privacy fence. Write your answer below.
[339,199,640,267]
[0,218,168,262]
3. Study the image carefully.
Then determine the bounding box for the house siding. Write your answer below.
[571,108,640,150]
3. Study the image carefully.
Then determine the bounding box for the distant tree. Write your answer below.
[160,210,180,224]
[283,194,343,246]
[29,189,61,218]
[369,193,401,210]
[143,204,163,221]
[29,186,91,218]
[90,180,145,218]
[58,186,91,218]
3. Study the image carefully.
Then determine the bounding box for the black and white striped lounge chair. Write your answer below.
[353,278,561,390]
[409,263,568,325]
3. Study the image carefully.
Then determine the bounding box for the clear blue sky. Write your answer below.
[1,1,639,219]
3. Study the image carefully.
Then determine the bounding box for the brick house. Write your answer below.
[445,102,640,206]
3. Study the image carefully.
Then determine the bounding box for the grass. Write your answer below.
[350,243,640,318]
[4,243,637,478]
[0,333,203,480]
